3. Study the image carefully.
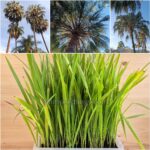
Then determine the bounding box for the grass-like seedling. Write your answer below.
[6,54,149,149]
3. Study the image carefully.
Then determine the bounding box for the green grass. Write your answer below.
[6,54,149,149]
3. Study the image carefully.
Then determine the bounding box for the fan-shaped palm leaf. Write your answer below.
[51,1,109,52]
[4,1,24,22]
[111,0,141,14]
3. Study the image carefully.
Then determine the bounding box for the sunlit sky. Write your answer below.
[0,0,50,53]
[110,1,150,51]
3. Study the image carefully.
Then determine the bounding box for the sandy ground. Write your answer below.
[0,54,150,150]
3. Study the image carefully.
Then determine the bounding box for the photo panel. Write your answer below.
[110,0,150,53]
[0,0,50,53]
[1,53,150,149]
[50,0,110,53]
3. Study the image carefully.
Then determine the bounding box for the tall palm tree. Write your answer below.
[111,0,141,14]
[8,23,24,52]
[6,23,23,53]
[4,1,24,53]
[33,19,49,53]
[12,35,41,53]
[137,25,150,52]
[26,5,45,52]
[51,1,109,52]
[114,12,149,53]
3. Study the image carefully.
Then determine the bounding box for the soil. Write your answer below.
[40,139,117,148]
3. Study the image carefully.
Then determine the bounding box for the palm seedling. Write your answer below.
[26,5,45,53]
[6,54,149,149]
[4,1,24,53]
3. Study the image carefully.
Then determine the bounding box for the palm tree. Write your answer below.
[117,41,125,49]
[111,0,141,14]
[26,5,45,52]
[135,34,141,52]
[136,25,150,52]
[33,19,49,53]
[4,1,24,22]
[4,1,24,53]
[6,23,23,53]
[114,12,149,53]
[12,35,41,53]
[51,1,109,52]
[8,23,24,52]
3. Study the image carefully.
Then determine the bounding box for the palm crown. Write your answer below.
[26,5,45,26]
[8,23,24,40]
[33,19,48,33]
[4,1,24,23]
[51,1,109,52]
[111,0,141,14]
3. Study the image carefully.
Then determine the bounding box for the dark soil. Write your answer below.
[40,139,117,148]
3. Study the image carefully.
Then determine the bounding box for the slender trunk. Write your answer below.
[15,39,17,53]
[33,26,37,53]
[144,41,147,52]
[6,34,11,53]
[131,32,136,53]
[41,32,49,53]
[66,36,78,52]
[145,44,147,52]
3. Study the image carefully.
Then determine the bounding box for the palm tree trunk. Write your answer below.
[144,42,147,52]
[6,35,11,53]
[131,33,136,53]
[66,36,78,52]
[15,39,17,53]
[41,32,49,53]
[33,26,37,53]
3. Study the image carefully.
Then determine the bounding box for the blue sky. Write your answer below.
[92,1,110,52]
[110,1,150,51]
[101,1,110,52]
[0,0,50,53]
